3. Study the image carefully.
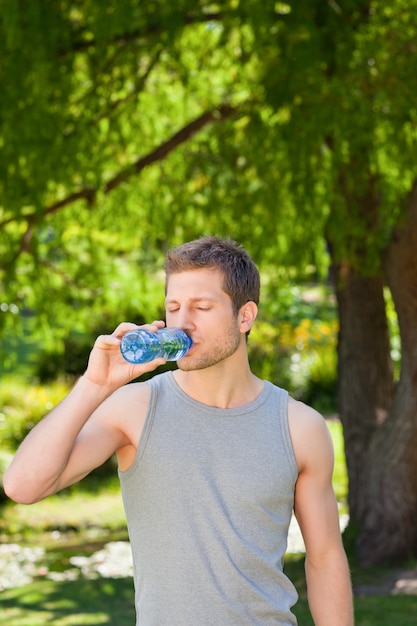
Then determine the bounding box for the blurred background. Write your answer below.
[1,1,417,624]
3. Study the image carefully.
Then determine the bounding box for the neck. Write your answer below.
[173,356,263,409]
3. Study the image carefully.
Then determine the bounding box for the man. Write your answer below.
[4,236,353,625]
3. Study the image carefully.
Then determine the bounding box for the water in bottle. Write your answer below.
[120,328,192,364]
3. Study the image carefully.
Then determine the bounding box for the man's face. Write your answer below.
[164,268,241,371]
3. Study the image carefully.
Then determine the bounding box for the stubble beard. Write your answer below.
[177,323,241,372]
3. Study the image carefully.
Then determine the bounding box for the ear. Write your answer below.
[239,301,258,334]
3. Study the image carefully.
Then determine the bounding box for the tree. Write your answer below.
[268,1,417,565]
[0,1,242,338]
[1,0,417,564]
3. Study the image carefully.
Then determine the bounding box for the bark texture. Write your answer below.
[334,182,417,565]
[334,268,394,527]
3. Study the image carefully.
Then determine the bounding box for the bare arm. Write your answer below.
[289,400,354,626]
[3,321,166,504]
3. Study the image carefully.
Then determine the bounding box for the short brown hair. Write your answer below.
[164,236,260,315]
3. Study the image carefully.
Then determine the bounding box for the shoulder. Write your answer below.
[92,380,152,434]
[103,381,153,471]
[287,396,334,474]
[109,380,152,416]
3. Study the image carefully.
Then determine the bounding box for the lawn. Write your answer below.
[2,560,417,626]
[1,422,416,625]
[0,577,135,625]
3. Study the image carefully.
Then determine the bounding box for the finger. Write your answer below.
[148,320,166,331]
[112,320,165,339]
[130,357,167,377]
[111,322,142,338]
[94,333,121,349]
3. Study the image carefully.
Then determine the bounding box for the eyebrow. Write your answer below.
[165,296,216,305]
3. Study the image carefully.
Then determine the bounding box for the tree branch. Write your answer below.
[104,103,236,193]
[44,188,96,217]
[0,102,238,235]
[42,103,237,217]
[61,11,225,56]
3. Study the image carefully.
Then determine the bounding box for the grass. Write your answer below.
[327,419,349,507]
[352,596,417,625]
[1,422,416,625]
[0,466,126,544]
[0,577,135,625]
[0,473,126,542]
[2,558,417,626]
[283,555,417,625]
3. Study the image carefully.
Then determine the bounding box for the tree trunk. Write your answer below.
[333,266,394,533]
[357,183,417,564]
[333,182,417,565]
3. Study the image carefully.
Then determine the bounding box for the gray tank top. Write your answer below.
[119,371,299,625]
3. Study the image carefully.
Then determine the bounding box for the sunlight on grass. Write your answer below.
[0,577,135,625]
[1,475,126,542]
[3,418,417,626]
[327,419,348,506]
[2,549,417,626]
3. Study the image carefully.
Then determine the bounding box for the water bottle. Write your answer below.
[120,328,192,364]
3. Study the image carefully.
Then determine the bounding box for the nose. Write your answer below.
[178,310,195,334]
[168,307,195,333]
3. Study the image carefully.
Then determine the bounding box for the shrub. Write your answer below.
[0,449,13,503]
[0,379,70,450]
[249,315,338,413]
[35,310,152,382]
[35,333,93,382]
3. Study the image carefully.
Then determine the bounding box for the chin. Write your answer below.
[176,357,208,372]
[176,358,193,371]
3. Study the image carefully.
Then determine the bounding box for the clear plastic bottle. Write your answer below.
[120,328,192,364]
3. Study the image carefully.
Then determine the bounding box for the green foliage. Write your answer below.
[0,281,340,455]
[1,1,416,340]
[32,296,153,381]
[1,2,416,566]
[0,449,13,503]
[250,282,338,412]
[328,420,348,505]
[249,318,338,411]
[35,333,93,382]
[384,287,401,379]
[303,345,338,415]
[0,379,69,450]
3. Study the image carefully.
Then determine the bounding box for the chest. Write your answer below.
[139,408,297,518]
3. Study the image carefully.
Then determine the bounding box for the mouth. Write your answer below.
[185,341,195,355]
